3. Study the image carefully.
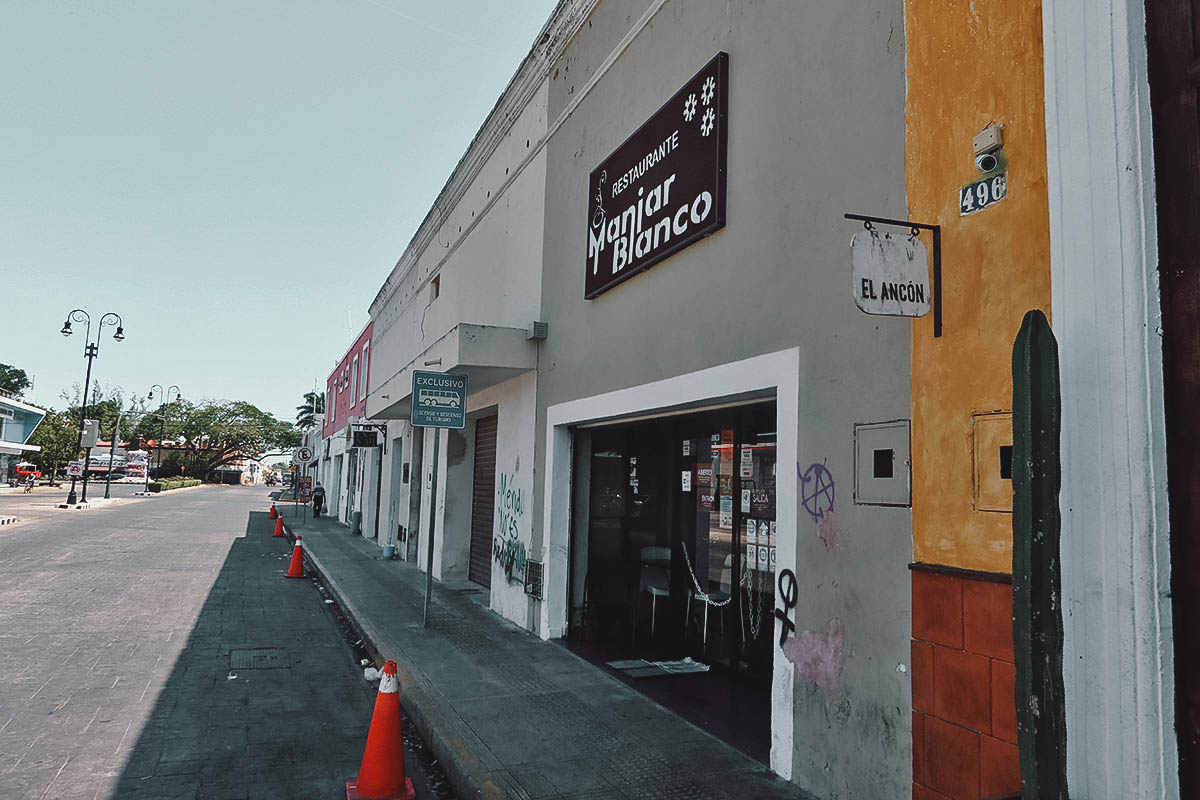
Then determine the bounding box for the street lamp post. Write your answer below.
[60,309,124,505]
[103,413,123,500]
[144,385,180,490]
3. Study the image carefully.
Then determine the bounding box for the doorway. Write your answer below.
[468,415,498,587]
[1146,0,1200,789]
[566,400,776,761]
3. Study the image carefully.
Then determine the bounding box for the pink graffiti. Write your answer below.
[817,514,841,551]
[782,618,845,696]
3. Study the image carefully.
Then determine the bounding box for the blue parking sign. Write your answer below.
[411,371,468,429]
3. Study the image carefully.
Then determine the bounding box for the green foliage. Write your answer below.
[0,364,31,394]
[26,410,79,475]
[59,382,146,439]
[148,477,202,493]
[130,399,299,473]
[295,391,326,430]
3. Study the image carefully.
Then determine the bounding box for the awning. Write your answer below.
[0,442,41,455]
[367,323,536,420]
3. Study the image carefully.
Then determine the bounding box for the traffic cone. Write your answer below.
[268,503,278,519]
[273,515,285,538]
[346,661,414,800]
[285,535,305,579]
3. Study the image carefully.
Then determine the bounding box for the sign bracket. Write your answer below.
[844,213,942,338]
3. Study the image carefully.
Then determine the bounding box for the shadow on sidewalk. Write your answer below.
[111,512,376,800]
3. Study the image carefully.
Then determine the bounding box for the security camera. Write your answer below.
[975,152,1000,173]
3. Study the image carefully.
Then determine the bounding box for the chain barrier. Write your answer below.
[679,540,734,607]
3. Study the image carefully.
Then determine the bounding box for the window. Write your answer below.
[350,356,359,406]
[430,274,441,302]
[360,343,370,400]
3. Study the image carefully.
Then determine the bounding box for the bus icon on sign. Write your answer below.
[418,389,461,408]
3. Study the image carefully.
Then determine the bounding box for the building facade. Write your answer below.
[349,0,1191,796]
[0,390,46,479]
[321,323,375,526]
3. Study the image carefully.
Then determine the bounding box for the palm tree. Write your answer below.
[295,391,325,430]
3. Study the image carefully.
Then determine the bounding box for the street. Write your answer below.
[0,485,427,800]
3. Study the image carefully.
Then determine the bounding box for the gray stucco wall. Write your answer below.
[534,1,912,796]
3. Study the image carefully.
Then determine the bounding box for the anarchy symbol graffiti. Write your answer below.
[799,461,836,521]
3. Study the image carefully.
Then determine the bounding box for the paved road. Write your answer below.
[0,481,149,526]
[0,485,389,799]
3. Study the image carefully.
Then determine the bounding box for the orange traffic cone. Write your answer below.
[268,503,278,519]
[273,515,285,538]
[346,661,414,800]
[285,535,305,579]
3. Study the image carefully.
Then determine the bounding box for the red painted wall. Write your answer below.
[323,323,373,438]
[912,570,1020,800]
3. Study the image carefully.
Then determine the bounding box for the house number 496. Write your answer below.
[959,173,1007,216]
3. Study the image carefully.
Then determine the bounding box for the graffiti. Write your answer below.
[782,617,846,697]
[817,513,842,551]
[495,535,527,586]
[774,568,798,648]
[799,460,836,521]
[494,470,527,584]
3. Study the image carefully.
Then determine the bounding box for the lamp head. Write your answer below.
[113,326,125,341]
[60,320,73,336]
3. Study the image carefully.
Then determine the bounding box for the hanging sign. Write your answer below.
[585,52,728,299]
[851,230,931,318]
[351,429,379,448]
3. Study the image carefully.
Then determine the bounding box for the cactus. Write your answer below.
[1011,309,1068,799]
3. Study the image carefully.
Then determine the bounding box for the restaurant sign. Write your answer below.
[585,52,728,298]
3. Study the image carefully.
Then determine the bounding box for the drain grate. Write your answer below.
[229,648,291,669]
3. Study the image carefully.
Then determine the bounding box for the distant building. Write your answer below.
[0,390,46,480]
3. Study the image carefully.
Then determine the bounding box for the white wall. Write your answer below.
[366,81,548,417]
[472,371,537,626]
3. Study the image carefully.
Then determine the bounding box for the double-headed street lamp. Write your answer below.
[145,385,180,490]
[60,309,124,505]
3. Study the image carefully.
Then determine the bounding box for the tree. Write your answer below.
[131,399,300,476]
[295,391,325,430]
[26,410,78,481]
[58,382,145,440]
[0,364,31,395]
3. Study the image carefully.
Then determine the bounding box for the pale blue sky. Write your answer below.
[0,0,557,421]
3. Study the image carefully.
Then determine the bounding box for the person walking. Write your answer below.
[312,483,326,518]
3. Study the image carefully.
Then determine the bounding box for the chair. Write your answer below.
[686,554,732,648]
[635,546,671,641]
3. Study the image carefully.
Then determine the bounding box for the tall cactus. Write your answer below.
[1011,309,1068,799]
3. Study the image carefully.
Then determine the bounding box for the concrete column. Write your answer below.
[1042,1,1177,794]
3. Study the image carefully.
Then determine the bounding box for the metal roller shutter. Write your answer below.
[468,415,498,587]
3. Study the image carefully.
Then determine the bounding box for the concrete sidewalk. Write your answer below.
[279,505,815,800]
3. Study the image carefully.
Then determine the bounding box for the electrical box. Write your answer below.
[972,411,1013,512]
[81,419,100,448]
[854,420,911,506]
[973,124,1003,155]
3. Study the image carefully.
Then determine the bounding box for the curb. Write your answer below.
[284,525,506,800]
[134,483,211,497]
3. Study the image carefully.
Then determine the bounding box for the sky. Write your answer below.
[0,0,558,422]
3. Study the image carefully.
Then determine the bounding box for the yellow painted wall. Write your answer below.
[906,0,1051,573]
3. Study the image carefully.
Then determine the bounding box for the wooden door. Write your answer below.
[1146,0,1200,790]
[468,416,498,587]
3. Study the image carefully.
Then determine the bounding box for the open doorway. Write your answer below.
[565,400,776,762]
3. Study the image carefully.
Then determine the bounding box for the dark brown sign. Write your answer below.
[585,52,728,298]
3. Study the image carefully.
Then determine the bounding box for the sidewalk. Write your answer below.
[280,505,816,800]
